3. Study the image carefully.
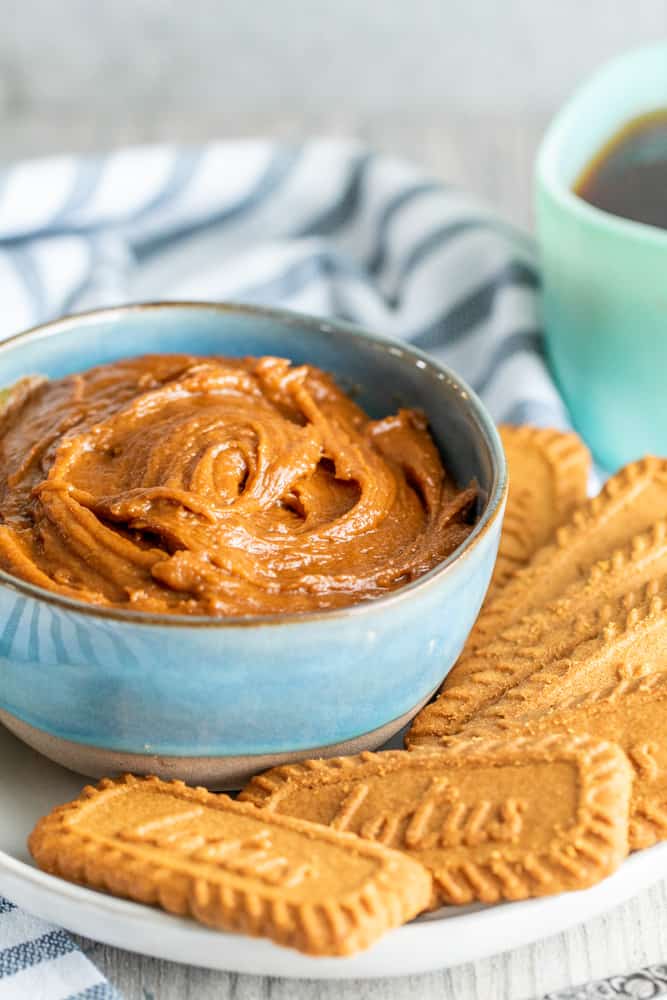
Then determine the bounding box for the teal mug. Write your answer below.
[536,42,667,472]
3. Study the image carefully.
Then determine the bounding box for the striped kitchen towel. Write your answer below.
[0,138,569,996]
[0,899,119,999]
[0,138,566,427]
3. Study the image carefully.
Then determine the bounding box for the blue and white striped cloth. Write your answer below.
[0,899,119,999]
[0,138,567,426]
[0,138,570,997]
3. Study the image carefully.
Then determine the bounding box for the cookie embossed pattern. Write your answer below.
[417,573,667,741]
[240,736,632,906]
[491,425,590,594]
[29,774,432,957]
[445,519,667,715]
[407,457,667,745]
[452,671,667,850]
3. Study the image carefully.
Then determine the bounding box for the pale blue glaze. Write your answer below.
[0,303,505,757]
[536,42,667,471]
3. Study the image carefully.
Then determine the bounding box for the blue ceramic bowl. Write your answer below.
[0,303,506,787]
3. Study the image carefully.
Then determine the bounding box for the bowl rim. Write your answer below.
[535,40,667,248]
[0,300,507,628]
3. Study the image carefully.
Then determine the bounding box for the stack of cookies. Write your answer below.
[30,428,667,957]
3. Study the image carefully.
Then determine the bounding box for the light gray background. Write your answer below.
[2,0,667,230]
[3,2,667,998]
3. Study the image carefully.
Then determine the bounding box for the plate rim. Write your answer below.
[2,834,666,979]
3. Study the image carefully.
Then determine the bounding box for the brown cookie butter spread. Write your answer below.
[0,354,477,616]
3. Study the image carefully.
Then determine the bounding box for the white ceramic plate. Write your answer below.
[0,721,664,980]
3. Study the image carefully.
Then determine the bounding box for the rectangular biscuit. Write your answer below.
[29,774,432,957]
[460,456,667,657]
[409,574,667,745]
[492,425,590,593]
[408,458,667,744]
[407,522,667,743]
[451,673,667,851]
[239,736,631,906]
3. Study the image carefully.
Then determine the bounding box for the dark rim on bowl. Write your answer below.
[0,301,507,627]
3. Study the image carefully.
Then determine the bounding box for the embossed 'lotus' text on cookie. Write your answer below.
[327,776,526,851]
[28,775,432,956]
[450,673,667,851]
[239,737,631,906]
[407,525,667,743]
[492,425,591,593]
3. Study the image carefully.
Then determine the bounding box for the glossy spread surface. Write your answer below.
[0,354,477,616]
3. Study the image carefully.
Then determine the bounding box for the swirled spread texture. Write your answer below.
[0,355,477,616]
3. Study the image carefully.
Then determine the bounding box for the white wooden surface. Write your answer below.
[4,4,667,996]
[70,879,667,999]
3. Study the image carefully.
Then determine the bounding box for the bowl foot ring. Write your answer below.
[0,691,436,790]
